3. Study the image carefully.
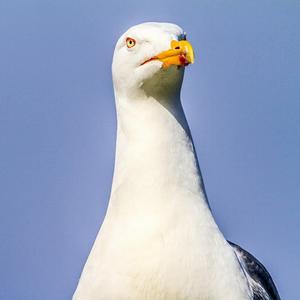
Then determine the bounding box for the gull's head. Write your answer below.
[112,22,194,99]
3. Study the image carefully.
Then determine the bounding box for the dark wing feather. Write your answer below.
[228,241,281,300]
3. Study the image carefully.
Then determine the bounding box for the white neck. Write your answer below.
[108,87,210,217]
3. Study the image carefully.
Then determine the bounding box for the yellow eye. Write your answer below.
[126,37,136,48]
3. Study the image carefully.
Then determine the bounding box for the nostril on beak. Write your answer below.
[175,46,180,50]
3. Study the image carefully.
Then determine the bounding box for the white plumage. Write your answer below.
[73,22,280,300]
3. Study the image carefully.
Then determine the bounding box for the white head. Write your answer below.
[112,22,194,100]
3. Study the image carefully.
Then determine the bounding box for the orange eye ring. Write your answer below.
[126,37,136,48]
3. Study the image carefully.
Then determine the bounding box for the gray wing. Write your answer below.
[228,241,281,300]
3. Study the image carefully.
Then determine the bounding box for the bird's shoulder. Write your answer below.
[228,241,281,300]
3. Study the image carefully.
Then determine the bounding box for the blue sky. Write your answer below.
[0,1,299,299]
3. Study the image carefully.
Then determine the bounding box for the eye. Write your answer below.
[126,37,136,48]
[178,32,187,41]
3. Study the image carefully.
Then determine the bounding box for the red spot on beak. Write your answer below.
[179,54,189,66]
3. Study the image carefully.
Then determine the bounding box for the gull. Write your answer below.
[73,22,280,300]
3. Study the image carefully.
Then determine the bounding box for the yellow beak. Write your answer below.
[155,40,195,69]
[141,40,195,69]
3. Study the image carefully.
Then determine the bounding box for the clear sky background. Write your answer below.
[0,1,299,299]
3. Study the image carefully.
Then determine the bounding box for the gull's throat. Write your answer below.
[109,92,209,215]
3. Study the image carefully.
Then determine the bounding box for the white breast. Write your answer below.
[73,96,252,300]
